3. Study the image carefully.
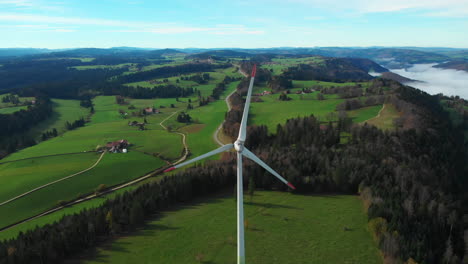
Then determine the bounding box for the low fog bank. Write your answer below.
[392,64,468,99]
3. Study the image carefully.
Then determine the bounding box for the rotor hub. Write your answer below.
[234,140,244,153]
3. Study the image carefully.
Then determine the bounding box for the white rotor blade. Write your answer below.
[242,147,296,189]
[164,144,233,172]
[237,64,257,142]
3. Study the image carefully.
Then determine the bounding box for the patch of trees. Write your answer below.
[41,128,58,141]
[211,82,226,100]
[282,58,374,82]
[0,95,52,158]
[321,85,363,98]
[65,118,86,130]
[183,73,210,84]
[79,97,93,108]
[115,95,126,105]
[1,94,20,105]
[0,59,126,92]
[278,93,292,101]
[239,61,272,83]
[117,63,230,84]
[267,75,293,92]
[336,95,385,111]
[177,112,192,123]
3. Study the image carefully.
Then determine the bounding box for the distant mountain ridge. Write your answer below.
[434,60,468,72]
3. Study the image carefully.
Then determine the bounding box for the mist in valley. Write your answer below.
[392,63,468,99]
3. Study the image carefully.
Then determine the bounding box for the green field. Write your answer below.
[348,105,383,123]
[0,151,165,228]
[4,96,184,161]
[365,104,400,130]
[250,94,344,132]
[80,191,381,264]
[125,67,241,97]
[0,94,35,108]
[0,153,97,203]
[71,63,136,71]
[0,95,188,229]
[29,99,90,137]
[0,105,28,114]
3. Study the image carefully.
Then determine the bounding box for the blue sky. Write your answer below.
[0,0,467,48]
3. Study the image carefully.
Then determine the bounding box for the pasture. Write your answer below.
[348,105,383,123]
[0,105,28,114]
[250,94,345,132]
[27,99,89,137]
[80,191,381,264]
[0,95,188,229]
[365,104,400,130]
[0,151,165,229]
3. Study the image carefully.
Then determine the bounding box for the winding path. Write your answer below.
[213,66,248,146]
[0,110,190,232]
[0,151,106,207]
[159,111,189,165]
[362,104,386,123]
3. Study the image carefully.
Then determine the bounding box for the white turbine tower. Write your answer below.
[163,64,296,264]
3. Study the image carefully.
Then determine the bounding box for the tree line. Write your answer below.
[0,95,53,158]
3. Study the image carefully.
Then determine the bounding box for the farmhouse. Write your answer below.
[144,107,160,114]
[106,139,129,153]
[255,90,272,96]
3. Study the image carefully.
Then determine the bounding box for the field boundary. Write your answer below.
[0,151,95,165]
[213,66,247,146]
[0,111,192,233]
[0,151,106,207]
[214,88,237,146]
[361,104,385,123]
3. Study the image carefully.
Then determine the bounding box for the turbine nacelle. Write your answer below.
[234,140,244,153]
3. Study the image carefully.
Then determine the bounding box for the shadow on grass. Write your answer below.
[245,201,301,210]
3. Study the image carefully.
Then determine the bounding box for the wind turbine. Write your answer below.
[163,64,296,264]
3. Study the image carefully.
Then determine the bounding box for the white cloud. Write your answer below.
[0,0,34,6]
[109,25,264,35]
[392,64,468,99]
[0,13,263,35]
[284,0,468,17]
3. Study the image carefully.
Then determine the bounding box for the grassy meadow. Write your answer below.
[250,94,344,132]
[0,105,28,114]
[0,151,165,228]
[348,105,383,123]
[79,191,381,264]
[365,104,400,130]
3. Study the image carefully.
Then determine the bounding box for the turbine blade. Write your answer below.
[237,64,257,142]
[163,144,234,172]
[242,148,296,189]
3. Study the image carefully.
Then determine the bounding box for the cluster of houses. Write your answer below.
[254,90,273,96]
[105,139,129,153]
[148,80,165,85]
[144,107,160,114]
[295,88,316,94]
[128,120,146,130]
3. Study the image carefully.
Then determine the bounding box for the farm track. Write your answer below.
[0,151,106,207]
[0,111,190,232]
[0,151,95,165]
[362,104,386,123]
[213,67,247,146]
